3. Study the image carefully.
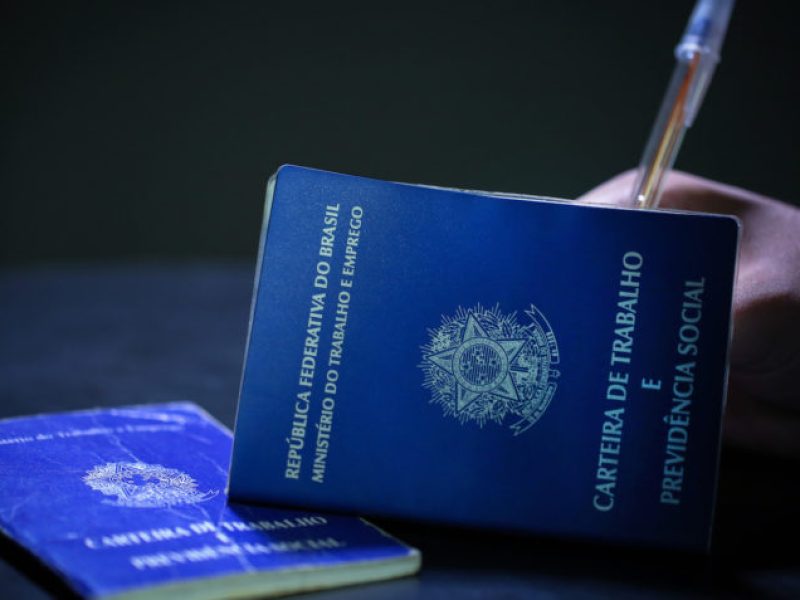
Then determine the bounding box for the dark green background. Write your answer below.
[2,0,797,265]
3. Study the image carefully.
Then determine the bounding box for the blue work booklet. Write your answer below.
[230,165,739,551]
[0,403,420,599]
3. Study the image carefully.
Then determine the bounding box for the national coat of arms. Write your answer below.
[83,462,218,508]
[421,304,560,435]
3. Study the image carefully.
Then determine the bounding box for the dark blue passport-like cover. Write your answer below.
[0,402,418,598]
[230,165,740,551]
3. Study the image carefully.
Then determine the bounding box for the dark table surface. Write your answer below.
[1,263,799,599]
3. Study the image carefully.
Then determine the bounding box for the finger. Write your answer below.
[656,172,757,218]
[576,170,637,206]
[578,169,757,218]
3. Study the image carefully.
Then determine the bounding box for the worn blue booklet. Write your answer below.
[0,403,419,599]
[230,165,739,551]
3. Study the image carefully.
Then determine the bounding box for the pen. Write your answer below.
[631,0,735,209]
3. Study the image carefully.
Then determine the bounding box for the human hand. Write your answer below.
[579,170,800,457]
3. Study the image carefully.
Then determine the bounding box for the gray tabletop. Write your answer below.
[1,263,798,599]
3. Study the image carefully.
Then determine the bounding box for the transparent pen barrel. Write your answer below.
[632,54,700,209]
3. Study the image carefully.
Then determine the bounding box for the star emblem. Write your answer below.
[428,314,526,412]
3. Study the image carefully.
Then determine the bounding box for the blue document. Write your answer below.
[0,403,419,599]
[230,165,739,551]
